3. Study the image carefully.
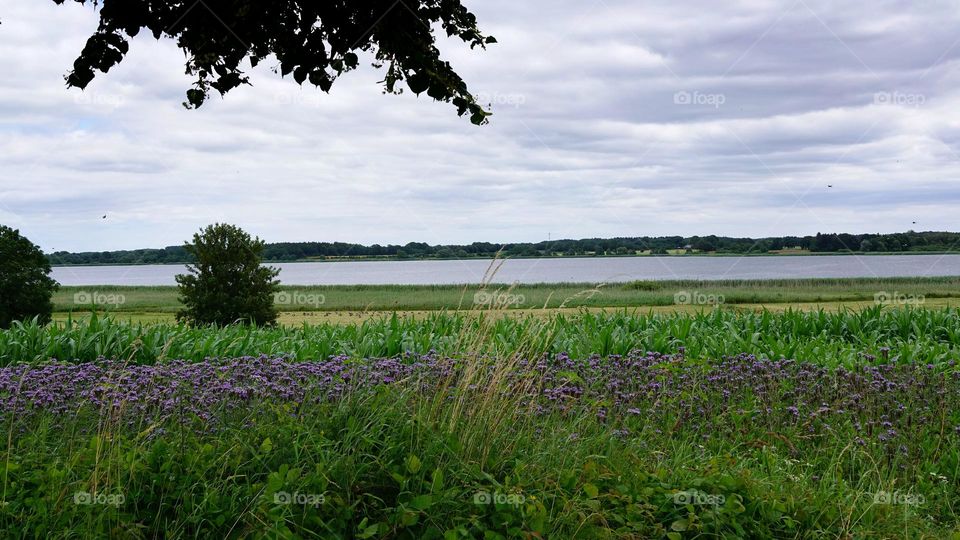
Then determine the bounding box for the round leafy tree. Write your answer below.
[176,223,280,326]
[0,225,59,329]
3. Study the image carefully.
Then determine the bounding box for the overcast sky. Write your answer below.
[2,0,960,252]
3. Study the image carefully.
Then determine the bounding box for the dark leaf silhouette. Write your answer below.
[46,0,494,124]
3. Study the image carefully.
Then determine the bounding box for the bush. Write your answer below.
[0,225,59,329]
[175,223,280,326]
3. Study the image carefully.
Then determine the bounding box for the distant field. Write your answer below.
[53,276,960,317]
[51,298,960,326]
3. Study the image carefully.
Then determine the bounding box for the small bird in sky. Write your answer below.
[102,215,107,219]
[827,184,833,188]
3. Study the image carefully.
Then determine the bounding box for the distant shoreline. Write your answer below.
[48,251,960,267]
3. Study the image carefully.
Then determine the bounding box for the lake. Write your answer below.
[49,254,960,286]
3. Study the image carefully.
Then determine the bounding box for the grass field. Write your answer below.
[53,276,960,316]
[5,284,960,537]
[7,305,960,364]
[51,297,960,327]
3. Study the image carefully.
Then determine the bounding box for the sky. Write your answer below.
[2,0,960,252]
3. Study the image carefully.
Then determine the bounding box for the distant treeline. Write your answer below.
[46,231,959,265]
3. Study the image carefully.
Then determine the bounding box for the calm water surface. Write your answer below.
[50,255,960,286]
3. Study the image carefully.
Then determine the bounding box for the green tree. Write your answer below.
[48,0,495,124]
[175,224,280,326]
[0,225,59,328]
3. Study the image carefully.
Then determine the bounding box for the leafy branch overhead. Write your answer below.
[50,0,496,124]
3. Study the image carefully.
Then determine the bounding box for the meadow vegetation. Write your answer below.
[52,276,960,314]
[0,307,959,536]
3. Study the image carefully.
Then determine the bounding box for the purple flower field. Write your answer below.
[2,350,959,537]
[0,355,448,424]
[3,352,958,461]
